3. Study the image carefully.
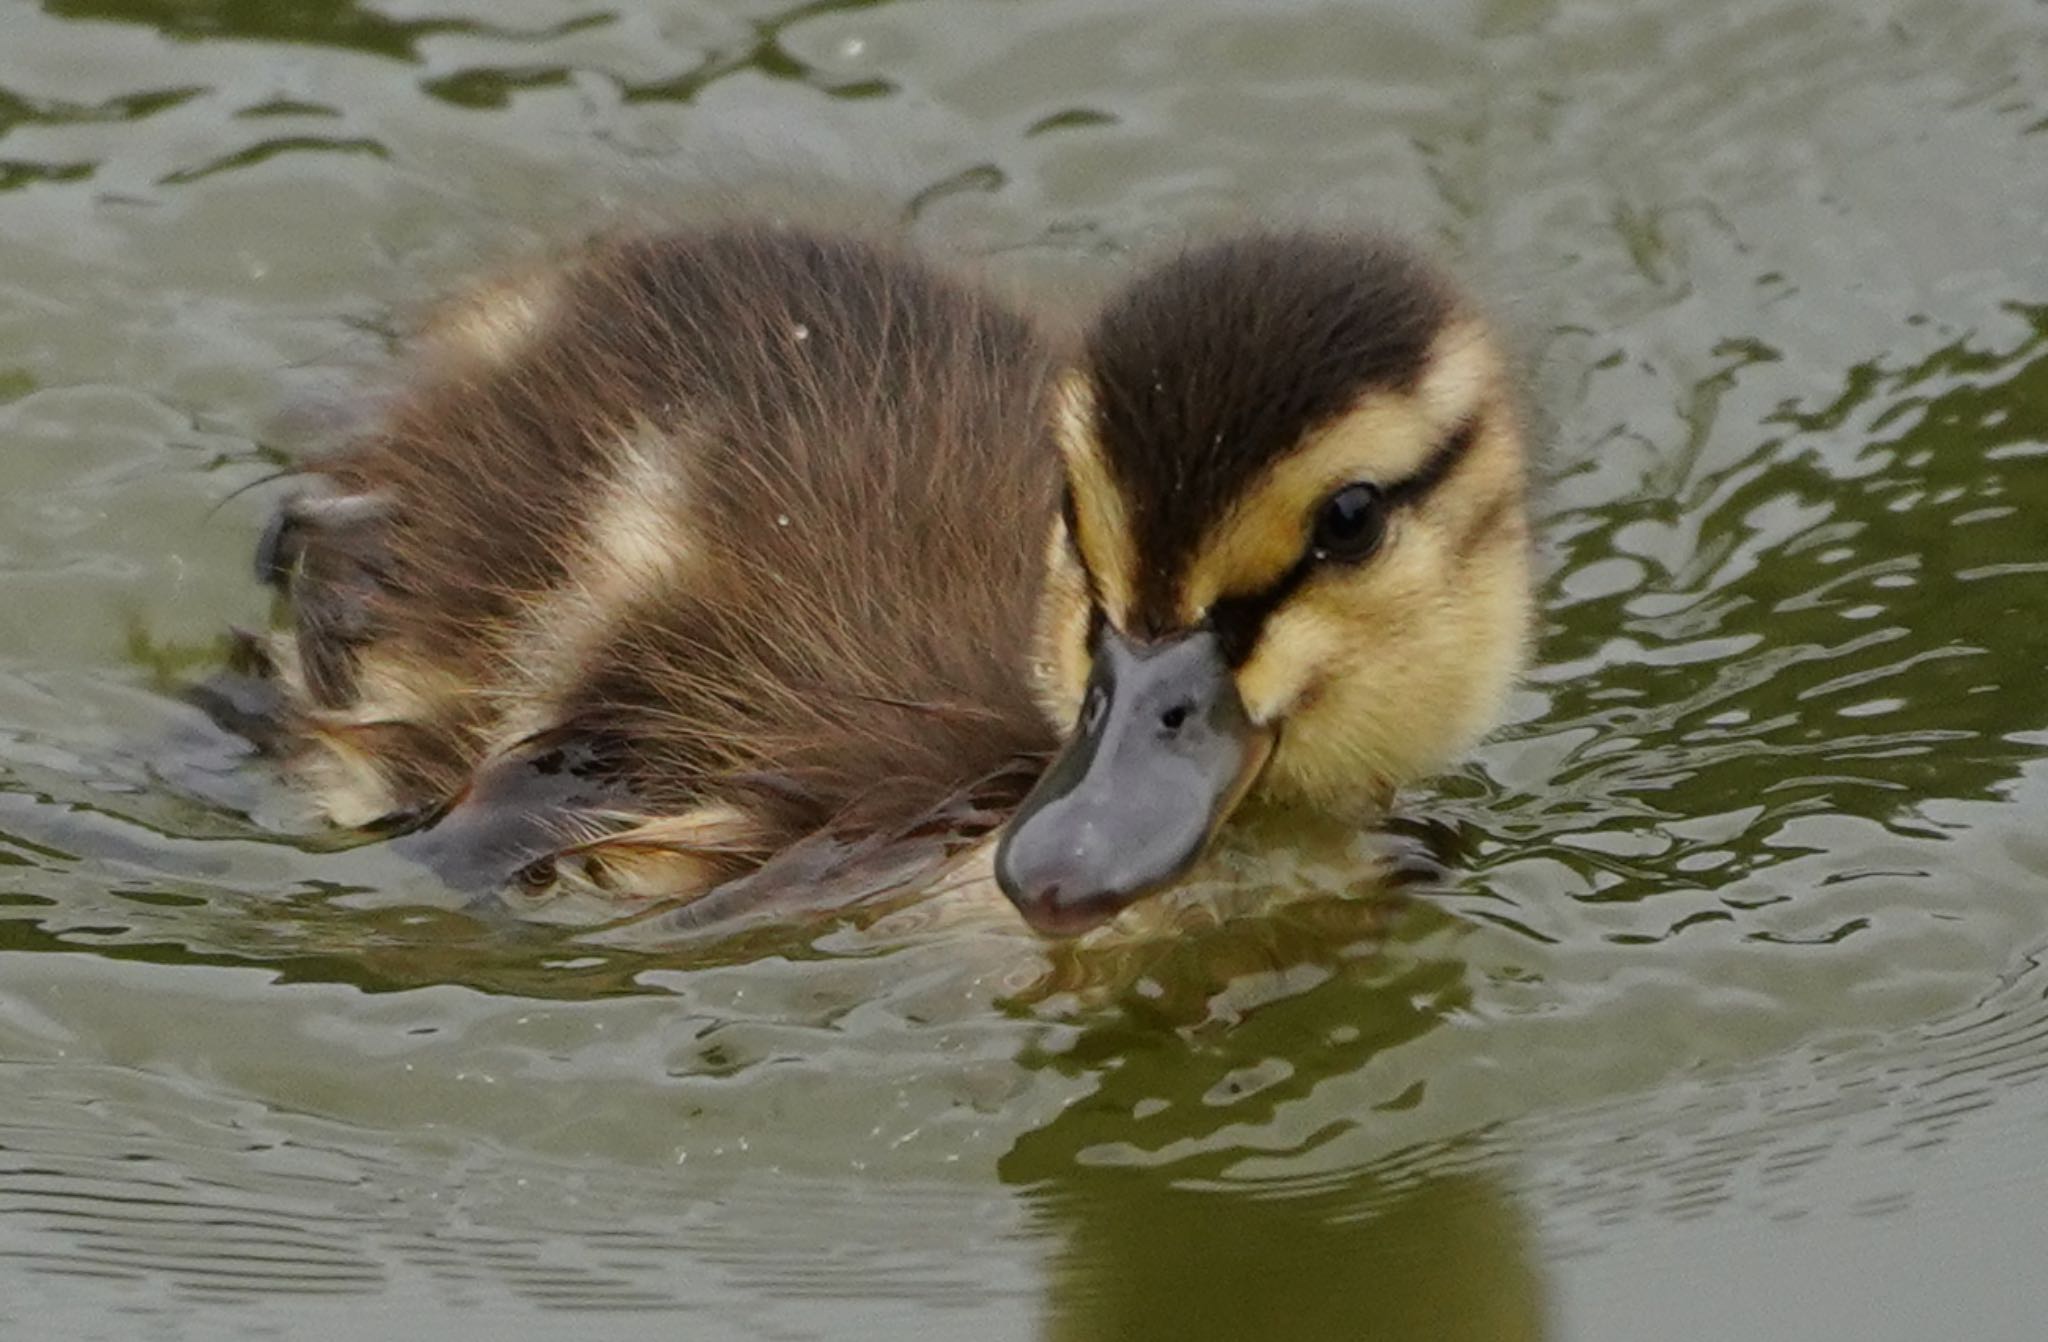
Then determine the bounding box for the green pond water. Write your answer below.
[2,0,2046,1337]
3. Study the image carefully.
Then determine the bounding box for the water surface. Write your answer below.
[1,0,2045,1337]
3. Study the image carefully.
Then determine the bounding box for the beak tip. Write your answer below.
[994,827,1132,938]
[1002,882,1133,939]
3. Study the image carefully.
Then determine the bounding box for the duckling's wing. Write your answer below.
[393,728,773,917]
[575,755,1034,945]
[392,731,632,895]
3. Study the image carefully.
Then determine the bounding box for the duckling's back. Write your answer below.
[249,225,1064,909]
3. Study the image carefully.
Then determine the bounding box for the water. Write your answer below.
[1,0,2045,1336]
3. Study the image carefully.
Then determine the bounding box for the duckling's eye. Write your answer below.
[1310,483,1387,563]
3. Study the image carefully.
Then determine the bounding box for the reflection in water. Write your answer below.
[1029,1168,1542,1342]
[1004,901,1545,1340]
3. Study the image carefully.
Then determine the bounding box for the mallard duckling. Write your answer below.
[231,222,1530,937]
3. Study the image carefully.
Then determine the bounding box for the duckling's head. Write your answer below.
[997,232,1533,935]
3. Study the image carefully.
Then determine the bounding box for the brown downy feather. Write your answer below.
[247,223,1065,906]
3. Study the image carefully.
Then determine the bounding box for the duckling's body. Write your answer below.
[253,226,1062,905]
[236,218,1532,935]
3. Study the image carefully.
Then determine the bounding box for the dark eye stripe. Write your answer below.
[1382,414,1480,508]
[1205,412,1486,666]
[1208,552,1315,666]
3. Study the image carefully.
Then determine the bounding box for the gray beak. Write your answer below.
[995,627,1274,936]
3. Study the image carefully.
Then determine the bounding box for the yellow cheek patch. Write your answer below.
[1233,601,1347,726]
[1053,374,1138,629]
[1178,319,1501,623]
[1228,537,1436,725]
[1243,529,1533,810]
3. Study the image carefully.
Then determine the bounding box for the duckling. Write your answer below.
[232,221,1530,938]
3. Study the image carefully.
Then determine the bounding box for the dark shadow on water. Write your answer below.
[1023,1168,1544,1342]
[1001,901,1544,1341]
